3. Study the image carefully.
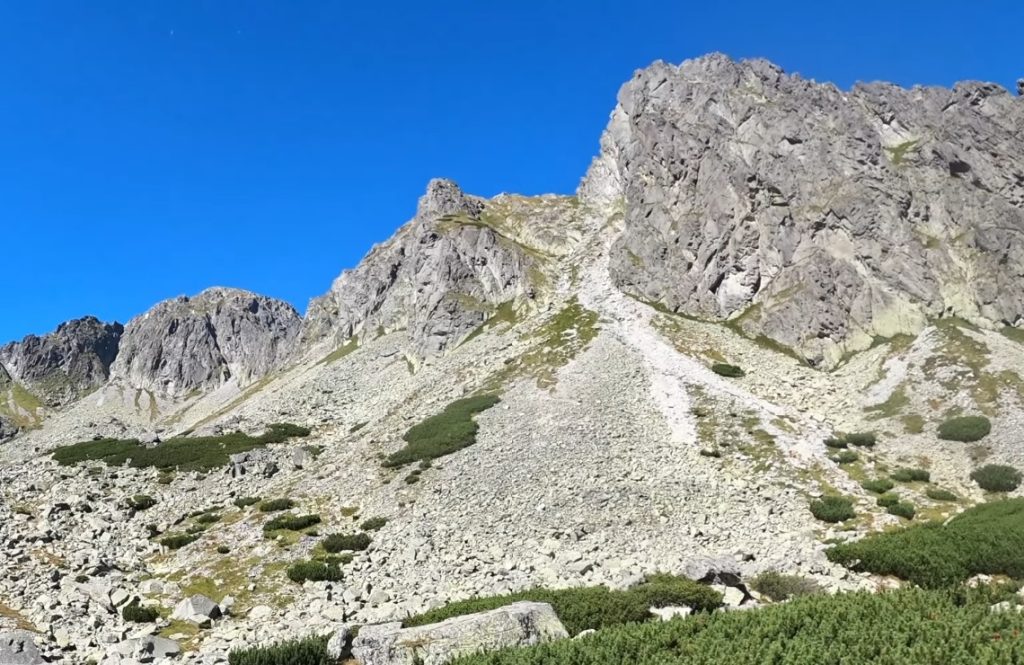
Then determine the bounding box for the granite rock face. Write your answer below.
[302,179,536,359]
[586,53,1024,366]
[110,288,302,397]
[0,316,123,406]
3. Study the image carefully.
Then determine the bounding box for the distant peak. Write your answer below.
[417,178,483,221]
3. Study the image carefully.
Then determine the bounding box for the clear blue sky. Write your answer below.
[3,1,1022,343]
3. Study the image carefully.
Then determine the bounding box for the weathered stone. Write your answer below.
[113,635,182,662]
[0,631,44,665]
[171,594,222,626]
[351,602,567,665]
[326,624,353,660]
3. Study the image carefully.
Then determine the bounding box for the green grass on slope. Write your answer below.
[383,394,500,468]
[449,588,1024,665]
[827,499,1024,588]
[52,423,310,471]
[403,575,722,635]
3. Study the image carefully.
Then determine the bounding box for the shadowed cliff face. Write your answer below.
[0,316,123,406]
[585,53,1024,366]
[109,288,302,398]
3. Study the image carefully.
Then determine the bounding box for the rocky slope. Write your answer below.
[590,54,1024,367]
[0,54,1023,664]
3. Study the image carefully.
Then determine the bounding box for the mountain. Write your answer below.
[0,54,1022,663]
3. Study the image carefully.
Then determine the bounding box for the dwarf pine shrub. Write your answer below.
[861,478,894,494]
[122,599,159,623]
[891,468,930,483]
[383,394,500,468]
[711,363,745,378]
[749,571,821,602]
[322,532,371,553]
[286,560,343,584]
[938,415,991,442]
[264,514,321,534]
[259,498,296,512]
[971,464,1023,493]
[809,496,855,523]
[228,635,330,665]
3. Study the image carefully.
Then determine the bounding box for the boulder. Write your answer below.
[1017,78,1024,96]
[112,635,181,662]
[682,556,742,586]
[351,602,568,665]
[327,624,353,660]
[0,631,44,665]
[170,594,222,626]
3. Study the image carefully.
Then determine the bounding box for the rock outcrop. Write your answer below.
[302,179,538,359]
[0,316,123,406]
[0,630,44,665]
[587,53,1024,366]
[351,602,568,665]
[110,288,301,398]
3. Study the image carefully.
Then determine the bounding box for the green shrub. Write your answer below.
[322,532,371,553]
[809,496,855,523]
[51,424,311,471]
[383,395,500,468]
[403,574,721,635]
[286,560,343,584]
[698,448,722,458]
[404,472,421,484]
[926,487,958,502]
[845,432,877,448]
[830,450,859,465]
[876,493,900,508]
[861,478,894,494]
[749,571,821,602]
[888,502,916,519]
[938,415,991,442]
[360,517,387,531]
[217,545,231,554]
[891,468,930,483]
[159,534,198,550]
[196,513,221,524]
[827,498,1024,587]
[823,437,847,449]
[264,514,321,534]
[446,589,1024,665]
[259,498,296,512]
[122,599,159,623]
[234,496,261,509]
[710,363,744,378]
[971,464,1023,492]
[228,635,330,665]
[128,495,157,511]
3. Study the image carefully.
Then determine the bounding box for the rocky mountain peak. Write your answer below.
[110,288,301,398]
[0,316,123,407]
[416,178,485,221]
[594,53,1024,366]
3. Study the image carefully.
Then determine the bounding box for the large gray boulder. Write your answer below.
[170,594,222,626]
[585,53,1024,367]
[111,635,181,662]
[0,630,45,665]
[351,601,568,665]
[110,288,301,398]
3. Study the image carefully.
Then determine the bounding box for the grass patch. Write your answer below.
[318,337,359,365]
[447,588,1024,665]
[383,394,500,467]
[827,498,1024,587]
[938,415,991,442]
[52,423,310,471]
[403,574,721,635]
[902,414,925,434]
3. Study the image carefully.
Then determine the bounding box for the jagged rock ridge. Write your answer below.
[110,288,302,398]
[585,53,1024,366]
[302,179,541,359]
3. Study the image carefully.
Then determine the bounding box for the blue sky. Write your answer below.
[2,1,1022,343]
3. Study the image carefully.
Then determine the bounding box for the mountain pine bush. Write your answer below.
[926,487,958,502]
[383,394,500,468]
[860,478,894,494]
[447,588,1024,665]
[809,496,855,523]
[971,464,1023,492]
[827,499,1024,587]
[845,432,877,448]
[887,502,916,519]
[322,532,371,553]
[938,415,991,442]
[228,635,330,665]
[259,498,296,512]
[286,560,343,584]
[122,599,159,623]
[891,467,930,482]
[749,571,821,602]
[403,575,721,635]
[264,514,321,534]
[710,363,744,378]
[128,494,157,511]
